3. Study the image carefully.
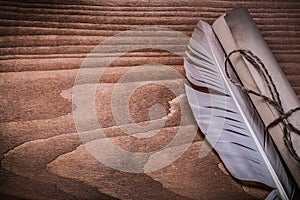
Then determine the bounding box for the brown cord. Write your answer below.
[225,49,300,162]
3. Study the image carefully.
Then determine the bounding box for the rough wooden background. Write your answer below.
[0,0,299,199]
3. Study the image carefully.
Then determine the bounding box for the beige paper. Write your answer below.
[212,8,300,189]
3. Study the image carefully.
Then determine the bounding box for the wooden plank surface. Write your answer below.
[0,0,299,199]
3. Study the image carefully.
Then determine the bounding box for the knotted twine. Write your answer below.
[224,49,300,162]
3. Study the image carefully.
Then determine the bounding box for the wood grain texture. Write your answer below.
[0,0,299,199]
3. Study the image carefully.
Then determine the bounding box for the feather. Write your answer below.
[184,20,294,200]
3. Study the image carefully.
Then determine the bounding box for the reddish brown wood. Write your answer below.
[0,0,299,199]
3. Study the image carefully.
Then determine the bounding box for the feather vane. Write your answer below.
[184,21,294,200]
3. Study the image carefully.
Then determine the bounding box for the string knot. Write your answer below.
[225,49,300,162]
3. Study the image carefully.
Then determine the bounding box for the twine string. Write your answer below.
[224,49,300,162]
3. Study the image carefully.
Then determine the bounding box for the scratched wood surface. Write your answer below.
[0,0,299,199]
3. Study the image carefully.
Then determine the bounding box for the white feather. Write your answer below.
[184,20,294,200]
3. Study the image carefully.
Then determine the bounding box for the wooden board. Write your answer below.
[0,0,299,199]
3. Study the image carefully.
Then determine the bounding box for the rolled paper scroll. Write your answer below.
[212,8,300,189]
